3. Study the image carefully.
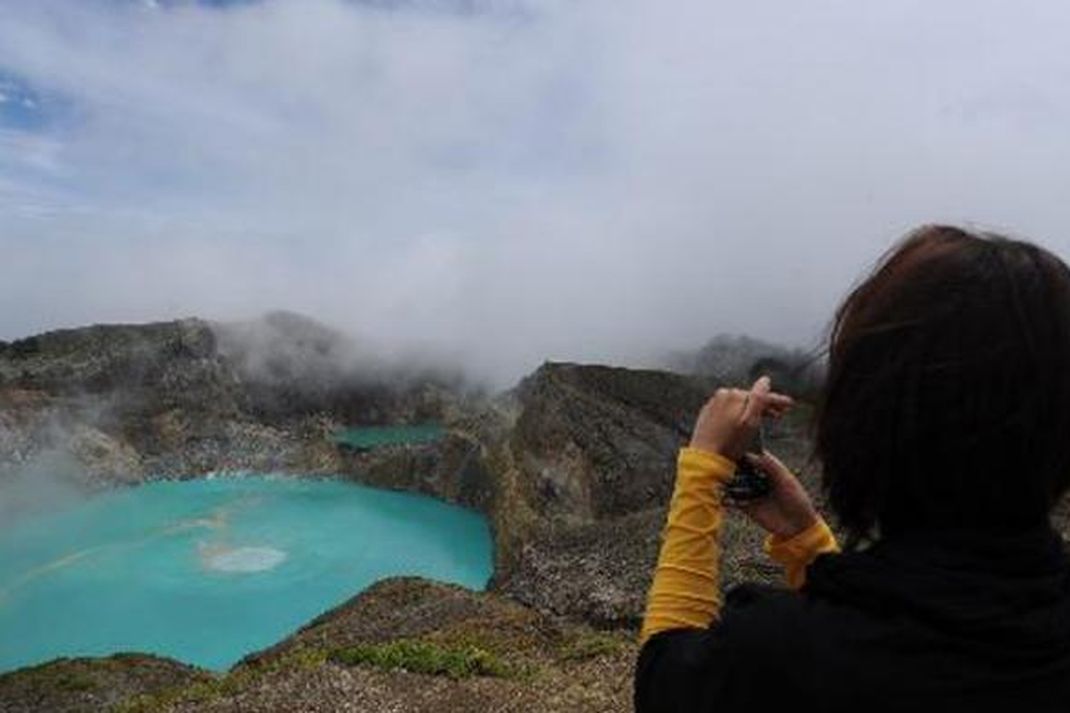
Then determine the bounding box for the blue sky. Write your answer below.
[0,71,47,130]
[3,0,1070,383]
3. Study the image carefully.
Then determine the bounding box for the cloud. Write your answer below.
[2,0,1070,385]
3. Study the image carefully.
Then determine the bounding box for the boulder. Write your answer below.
[509,362,712,521]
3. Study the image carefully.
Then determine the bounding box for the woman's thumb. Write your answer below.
[744,451,792,484]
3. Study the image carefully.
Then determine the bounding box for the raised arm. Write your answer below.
[639,376,794,645]
[737,448,840,588]
[639,377,841,646]
[639,445,736,645]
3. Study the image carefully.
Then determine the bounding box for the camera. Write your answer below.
[723,419,772,501]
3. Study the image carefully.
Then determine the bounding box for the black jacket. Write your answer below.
[635,525,1070,712]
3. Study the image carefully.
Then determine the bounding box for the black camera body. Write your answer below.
[723,420,772,501]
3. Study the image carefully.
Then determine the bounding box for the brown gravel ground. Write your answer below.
[180,577,639,713]
[164,650,636,713]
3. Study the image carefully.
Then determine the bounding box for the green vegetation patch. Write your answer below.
[52,671,99,692]
[113,649,328,712]
[329,640,512,680]
[557,632,630,663]
[329,424,445,450]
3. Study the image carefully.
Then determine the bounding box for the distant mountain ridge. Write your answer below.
[664,332,825,399]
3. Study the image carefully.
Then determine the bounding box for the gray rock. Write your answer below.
[509,362,713,520]
[0,317,829,631]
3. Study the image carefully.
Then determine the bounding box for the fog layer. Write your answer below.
[2,0,1070,384]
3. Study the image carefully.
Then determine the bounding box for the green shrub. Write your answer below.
[557,633,627,662]
[329,640,511,679]
[112,649,328,712]
[53,672,98,692]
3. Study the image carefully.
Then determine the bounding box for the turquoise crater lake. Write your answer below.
[0,476,493,673]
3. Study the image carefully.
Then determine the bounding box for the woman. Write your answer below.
[635,225,1070,712]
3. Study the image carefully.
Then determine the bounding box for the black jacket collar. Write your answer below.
[804,524,1070,657]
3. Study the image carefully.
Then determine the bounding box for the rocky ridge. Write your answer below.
[0,314,820,712]
[0,578,638,713]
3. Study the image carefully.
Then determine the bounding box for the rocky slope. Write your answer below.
[0,312,474,485]
[494,362,818,625]
[0,578,638,713]
[0,315,821,711]
[0,655,211,713]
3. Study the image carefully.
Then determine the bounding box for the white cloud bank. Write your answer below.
[2,0,1070,384]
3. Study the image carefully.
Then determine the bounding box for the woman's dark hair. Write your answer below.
[812,225,1070,546]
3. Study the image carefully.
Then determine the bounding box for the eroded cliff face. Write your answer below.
[0,316,819,642]
[0,317,820,626]
[488,361,820,626]
[509,363,711,521]
[0,315,825,711]
[0,313,471,488]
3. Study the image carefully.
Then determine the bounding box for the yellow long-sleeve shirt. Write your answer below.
[639,447,840,646]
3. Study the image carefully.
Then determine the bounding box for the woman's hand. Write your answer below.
[689,375,793,460]
[688,375,819,539]
[733,450,820,539]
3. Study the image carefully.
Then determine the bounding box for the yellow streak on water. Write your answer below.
[0,548,98,607]
[0,503,234,606]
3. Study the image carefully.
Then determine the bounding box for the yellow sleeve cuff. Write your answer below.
[763,517,840,590]
[676,446,736,485]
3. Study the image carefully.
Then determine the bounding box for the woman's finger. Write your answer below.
[744,451,798,485]
[717,384,792,408]
[742,381,793,421]
[764,399,793,414]
[764,393,794,407]
[740,376,772,426]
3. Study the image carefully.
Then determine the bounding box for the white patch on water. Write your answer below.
[197,543,287,573]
